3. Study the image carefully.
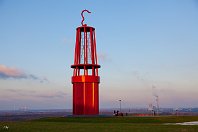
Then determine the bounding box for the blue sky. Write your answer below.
[0,0,198,110]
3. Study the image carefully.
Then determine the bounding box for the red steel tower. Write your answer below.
[71,10,100,115]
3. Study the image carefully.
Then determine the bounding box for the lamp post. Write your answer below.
[119,100,122,112]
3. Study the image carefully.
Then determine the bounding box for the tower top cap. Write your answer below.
[81,9,91,26]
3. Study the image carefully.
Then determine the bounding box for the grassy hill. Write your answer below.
[1,116,198,132]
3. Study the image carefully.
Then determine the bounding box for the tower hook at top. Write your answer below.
[81,9,91,26]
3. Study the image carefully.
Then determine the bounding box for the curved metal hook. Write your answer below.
[81,9,91,26]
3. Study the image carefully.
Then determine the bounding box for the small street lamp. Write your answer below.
[119,100,122,112]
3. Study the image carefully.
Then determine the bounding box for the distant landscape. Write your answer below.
[1,108,198,121]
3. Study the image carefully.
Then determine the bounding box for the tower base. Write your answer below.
[72,76,100,115]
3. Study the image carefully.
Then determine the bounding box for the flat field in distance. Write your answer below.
[1,116,198,132]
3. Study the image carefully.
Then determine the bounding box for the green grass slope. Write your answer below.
[1,116,198,132]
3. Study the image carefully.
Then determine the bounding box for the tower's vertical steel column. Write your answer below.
[71,10,100,115]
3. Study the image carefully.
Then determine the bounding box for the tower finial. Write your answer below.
[81,9,91,26]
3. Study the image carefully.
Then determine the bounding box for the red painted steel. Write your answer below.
[71,10,100,115]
